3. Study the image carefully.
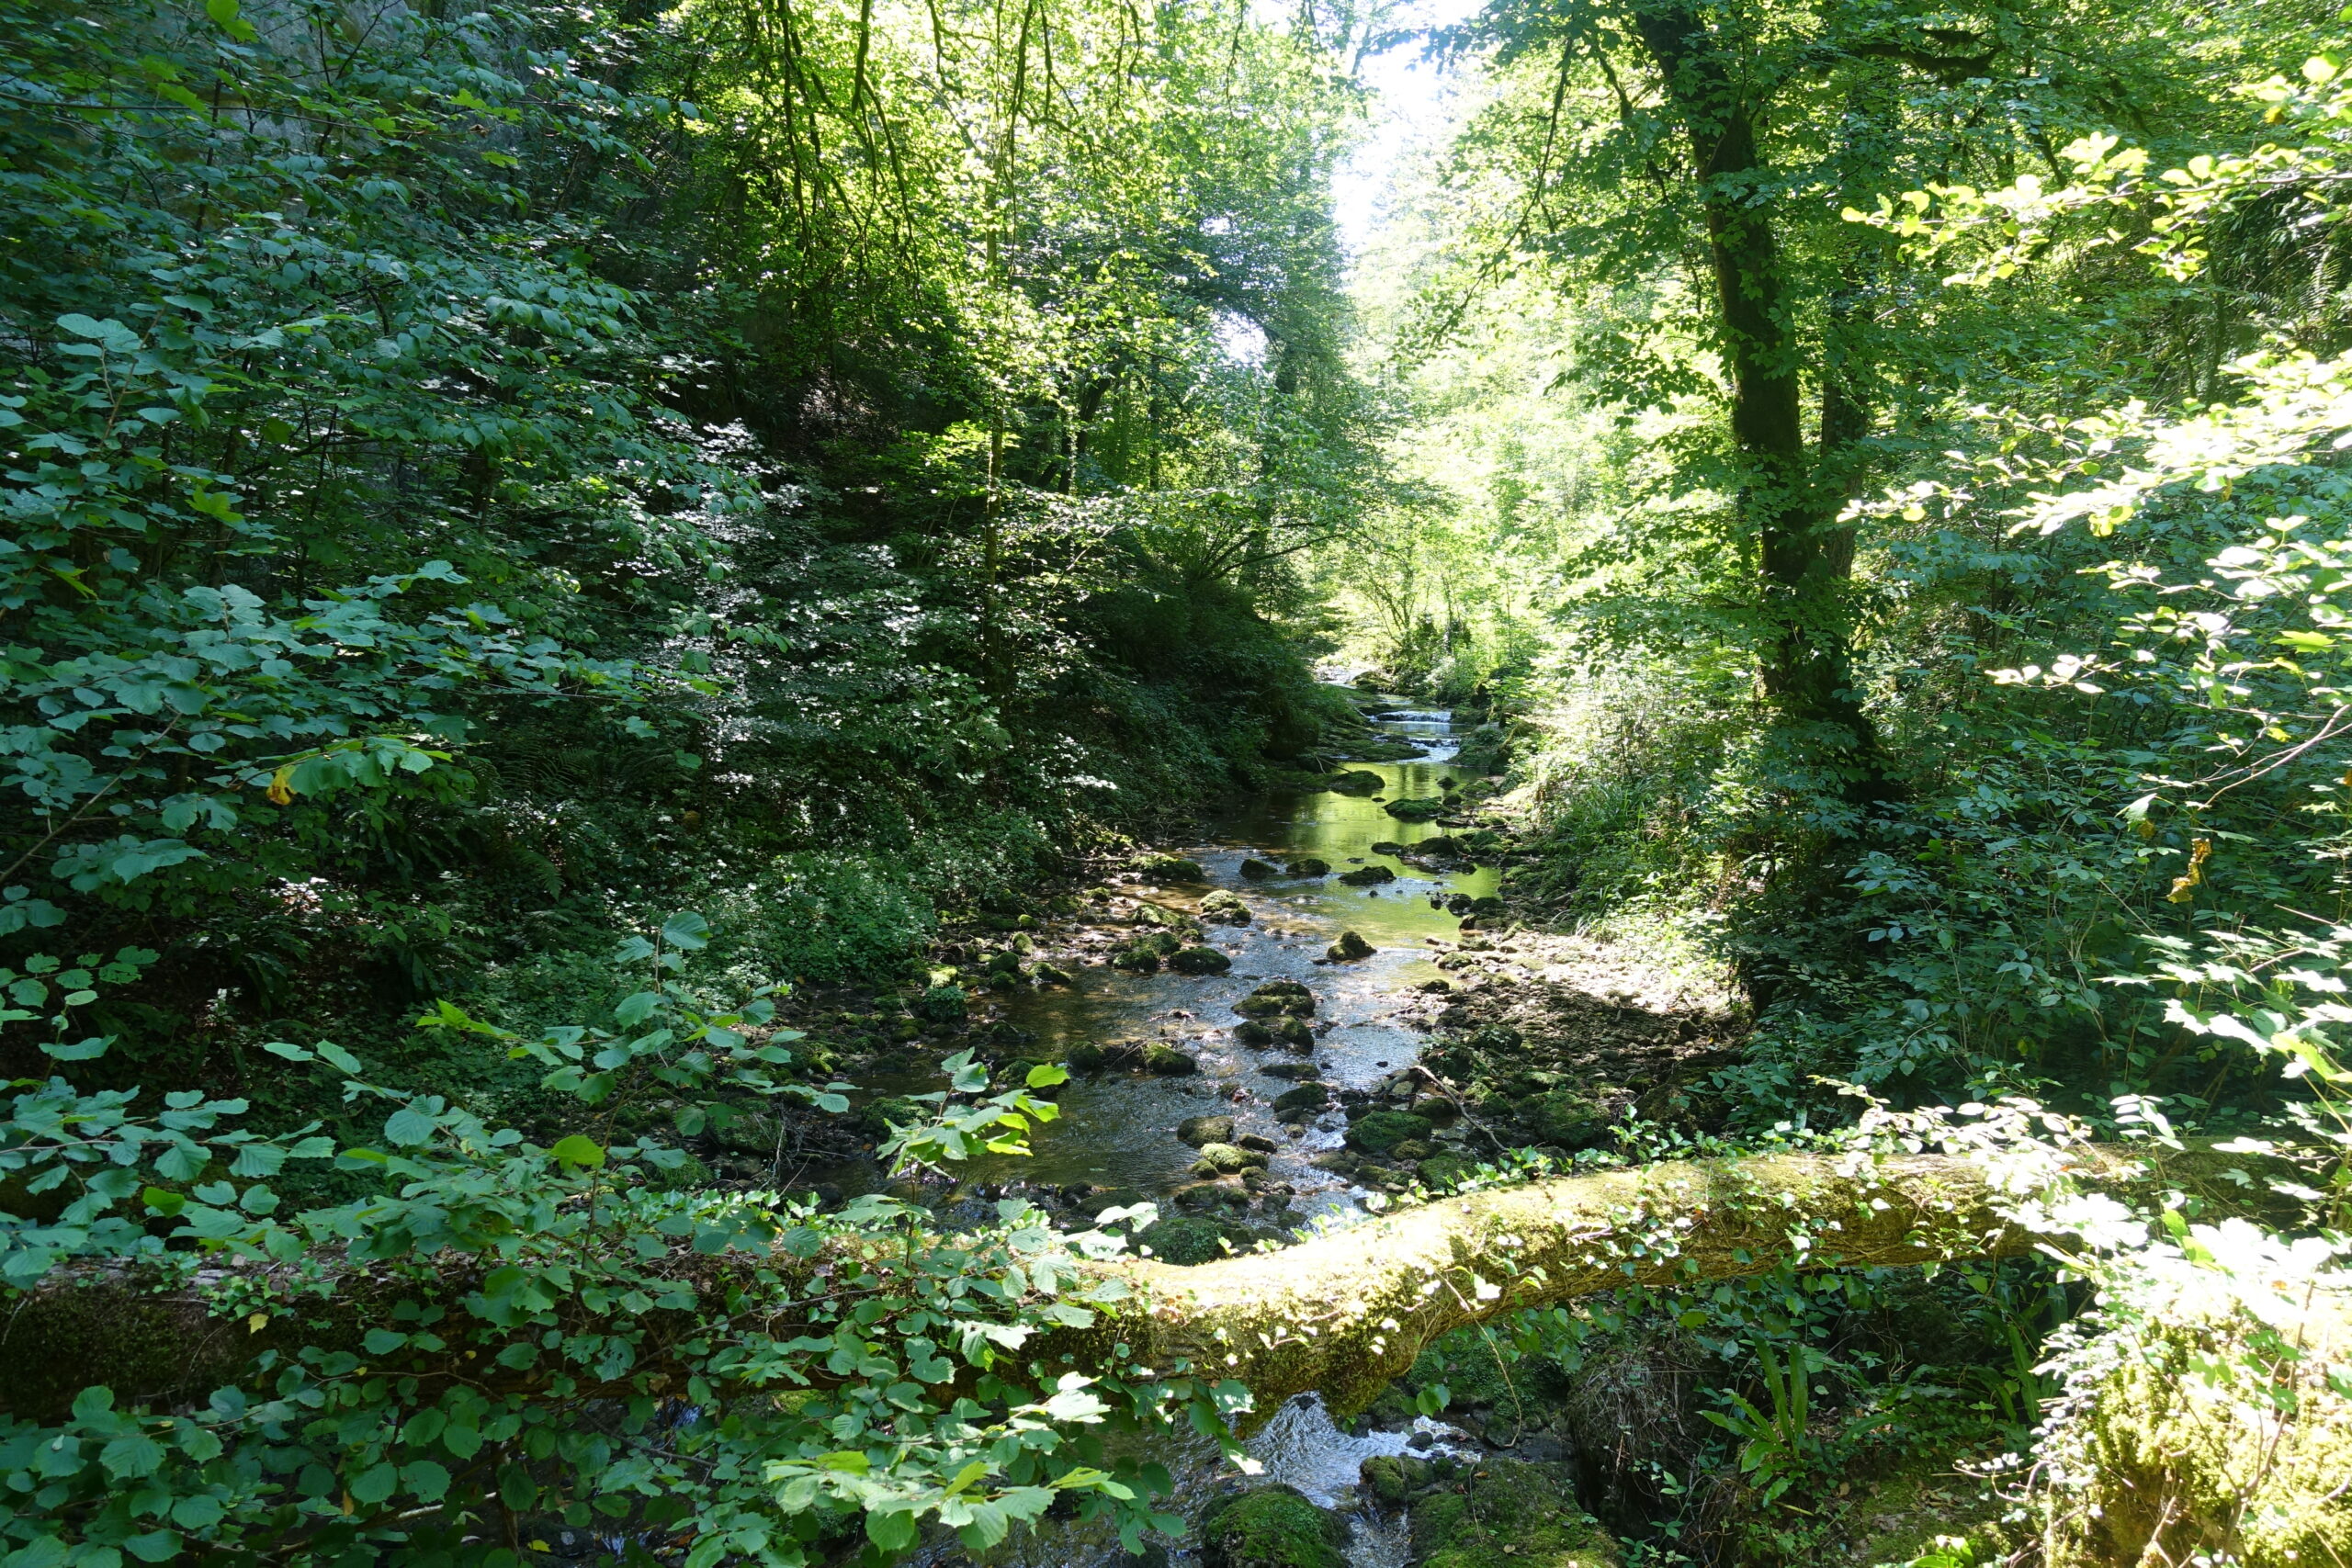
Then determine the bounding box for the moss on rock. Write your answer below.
[1347,1109,1432,1155]
[1408,1458,1621,1568]
[1199,1483,1349,1568]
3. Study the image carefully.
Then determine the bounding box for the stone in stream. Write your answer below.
[1232,1020,1277,1046]
[1383,796,1448,822]
[1236,981,1315,1018]
[1270,1083,1330,1118]
[1327,930,1376,961]
[1272,1017,1316,1051]
[1238,857,1283,880]
[1143,1044,1199,1076]
[1323,770,1384,796]
[1060,1041,1107,1072]
[1199,1483,1349,1568]
[1259,1060,1321,1081]
[1284,856,1332,877]
[1344,1109,1430,1155]
[1192,1142,1267,1176]
[1199,889,1252,925]
[1337,863,1396,886]
[1170,944,1233,975]
[1133,853,1207,883]
[1177,1113,1237,1146]
[1237,1133,1278,1154]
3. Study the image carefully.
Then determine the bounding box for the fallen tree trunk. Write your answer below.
[0,1143,2282,1422]
[1068,1141,2273,1415]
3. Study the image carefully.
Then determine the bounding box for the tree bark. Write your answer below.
[1625,3,1884,788]
[0,1144,2278,1424]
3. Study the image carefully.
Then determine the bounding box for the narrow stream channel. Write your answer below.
[911,695,1499,1567]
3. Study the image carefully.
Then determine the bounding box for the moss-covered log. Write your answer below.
[0,1145,2278,1423]
[1070,1142,2272,1416]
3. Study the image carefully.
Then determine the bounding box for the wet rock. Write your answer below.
[1260,1061,1320,1081]
[1284,856,1332,877]
[1171,1180,1249,1213]
[1234,1020,1277,1046]
[1199,1483,1349,1568]
[1061,1041,1107,1072]
[1170,944,1235,975]
[1135,854,1207,883]
[1407,1457,1620,1568]
[1238,857,1283,880]
[1337,864,1396,886]
[1271,1082,1330,1117]
[1361,1454,1408,1506]
[1383,797,1448,822]
[1327,930,1377,961]
[1389,1138,1434,1162]
[1323,771,1384,796]
[1031,963,1075,987]
[1369,840,1408,856]
[1144,1045,1200,1076]
[1178,1114,1238,1146]
[1345,1109,1430,1155]
[1200,889,1252,925]
[1237,981,1316,1018]
[1272,1017,1316,1051]
[1237,1132,1278,1154]
[1193,1142,1269,1176]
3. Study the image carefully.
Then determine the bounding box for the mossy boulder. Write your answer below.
[1272,1017,1316,1051]
[1337,864,1396,886]
[1418,1153,1471,1187]
[1324,771,1384,796]
[1389,1138,1434,1162]
[1239,858,1283,880]
[1261,1061,1320,1081]
[1170,944,1234,975]
[1062,1041,1107,1072]
[1144,1045,1200,1076]
[1384,796,1450,822]
[1284,856,1332,877]
[1112,944,1163,975]
[1408,1459,1619,1567]
[1193,1142,1269,1176]
[1177,1114,1237,1146]
[1526,1090,1612,1151]
[1359,1454,1408,1506]
[1136,1214,1242,1265]
[1234,1020,1277,1046]
[1200,1483,1349,1568]
[1327,930,1376,961]
[1345,1109,1430,1155]
[1135,854,1207,883]
[1030,963,1074,987]
[1201,889,1253,925]
[1238,980,1316,1016]
[1272,1083,1331,1118]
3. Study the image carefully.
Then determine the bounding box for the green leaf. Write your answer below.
[865,1510,918,1551]
[99,1432,164,1480]
[550,1134,606,1169]
[660,912,710,951]
[203,0,258,38]
[385,1106,436,1145]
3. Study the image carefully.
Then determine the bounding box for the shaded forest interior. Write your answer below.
[7,0,2352,1564]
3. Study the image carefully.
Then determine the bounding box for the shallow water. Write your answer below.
[946,708,1495,1217]
[905,696,1498,1565]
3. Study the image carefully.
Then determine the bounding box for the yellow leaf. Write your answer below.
[247,1313,267,1334]
[266,763,296,805]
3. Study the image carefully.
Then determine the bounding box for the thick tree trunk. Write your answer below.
[1626,3,1884,788]
[0,1145,2273,1424]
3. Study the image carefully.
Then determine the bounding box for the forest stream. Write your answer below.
[900,698,1499,1566]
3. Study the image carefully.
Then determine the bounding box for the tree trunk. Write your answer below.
[0,1144,2274,1424]
[1626,4,1884,789]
